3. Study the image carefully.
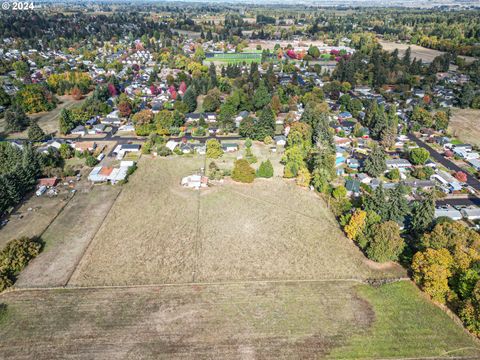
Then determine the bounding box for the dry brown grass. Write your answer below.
[69,156,204,286]
[0,282,375,359]
[0,95,87,138]
[69,154,404,287]
[449,108,480,147]
[379,40,476,65]
[0,195,66,251]
[1,281,478,359]
[15,186,121,288]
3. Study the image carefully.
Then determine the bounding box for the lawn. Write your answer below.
[0,281,478,359]
[204,52,262,64]
[331,281,480,358]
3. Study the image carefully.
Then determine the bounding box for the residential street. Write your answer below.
[407,134,480,191]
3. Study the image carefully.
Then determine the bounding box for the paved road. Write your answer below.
[436,196,480,207]
[5,133,243,144]
[407,134,480,191]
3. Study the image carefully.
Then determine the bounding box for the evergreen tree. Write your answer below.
[28,121,46,142]
[363,145,386,177]
[4,105,29,132]
[208,63,217,89]
[253,81,271,110]
[410,193,435,235]
[256,105,275,140]
[385,185,410,224]
[256,160,274,178]
[182,87,197,113]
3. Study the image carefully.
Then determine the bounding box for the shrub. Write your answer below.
[256,160,274,178]
[157,145,172,157]
[366,221,405,263]
[0,237,42,292]
[85,155,98,167]
[386,168,400,180]
[232,159,255,183]
[264,136,273,145]
[206,139,223,159]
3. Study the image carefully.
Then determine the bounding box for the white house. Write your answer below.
[434,207,462,220]
[166,140,179,152]
[181,175,208,189]
[386,159,412,170]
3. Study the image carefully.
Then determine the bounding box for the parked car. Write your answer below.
[36,185,47,196]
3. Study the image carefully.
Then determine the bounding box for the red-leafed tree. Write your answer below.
[71,86,83,100]
[150,85,158,96]
[118,101,132,118]
[107,83,117,97]
[455,171,467,182]
[179,81,187,94]
[169,85,177,100]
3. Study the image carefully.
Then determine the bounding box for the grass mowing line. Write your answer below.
[192,155,207,282]
[64,187,124,287]
[4,277,411,294]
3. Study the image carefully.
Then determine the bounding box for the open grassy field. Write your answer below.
[0,95,86,139]
[69,154,404,287]
[15,185,121,288]
[0,281,478,359]
[0,195,68,251]
[379,40,476,65]
[2,150,478,358]
[449,108,480,147]
[204,52,262,64]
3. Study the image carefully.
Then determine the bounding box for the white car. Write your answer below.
[36,185,47,196]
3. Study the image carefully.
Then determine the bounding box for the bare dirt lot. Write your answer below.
[449,108,480,147]
[69,155,404,287]
[15,186,121,288]
[0,281,478,359]
[379,40,476,65]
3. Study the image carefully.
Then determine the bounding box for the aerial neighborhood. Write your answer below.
[1,2,480,358]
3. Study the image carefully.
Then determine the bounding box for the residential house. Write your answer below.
[74,141,96,153]
[386,159,412,170]
[274,135,287,146]
[345,178,361,196]
[461,207,480,220]
[434,206,463,220]
[71,125,86,136]
[222,143,238,152]
[166,140,179,152]
[181,175,208,189]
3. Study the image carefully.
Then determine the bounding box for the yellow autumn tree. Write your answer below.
[344,209,367,241]
[412,248,453,303]
[296,167,311,187]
